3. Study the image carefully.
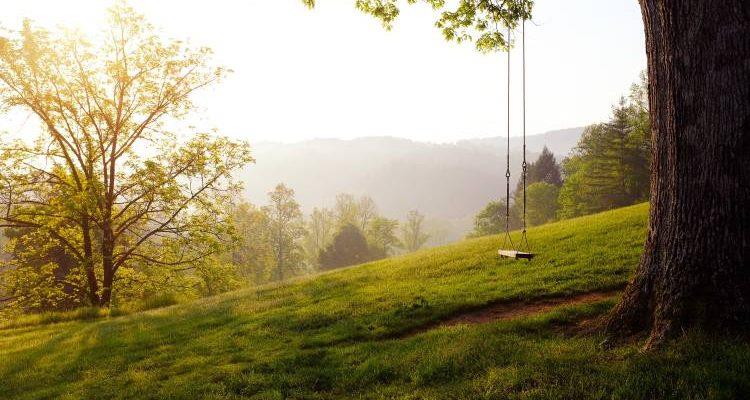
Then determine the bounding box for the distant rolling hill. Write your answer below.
[240,127,584,226]
[454,127,584,157]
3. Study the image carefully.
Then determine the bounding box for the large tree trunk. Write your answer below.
[606,1,750,347]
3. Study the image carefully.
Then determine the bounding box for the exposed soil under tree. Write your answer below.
[400,290,621,338]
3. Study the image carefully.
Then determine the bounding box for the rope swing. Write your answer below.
[499,18,534,260]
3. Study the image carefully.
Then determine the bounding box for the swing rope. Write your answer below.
[502,24,515,252]
[519,18,531,252]
[501,18,532,255]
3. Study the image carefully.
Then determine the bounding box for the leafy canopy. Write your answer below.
[557,76,650,219]
[319,224,372,270]
[0,2,252,311]
[263,184,306,281]
[303,0,533,52]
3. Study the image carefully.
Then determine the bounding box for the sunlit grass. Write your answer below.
[0,292,185,331]
[0,203,748,399]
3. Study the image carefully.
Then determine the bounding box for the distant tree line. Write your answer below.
[470,74,651,237]
[1,178,434,317]
[229,189,431,284]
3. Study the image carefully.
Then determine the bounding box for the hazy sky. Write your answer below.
[1,0,645,143]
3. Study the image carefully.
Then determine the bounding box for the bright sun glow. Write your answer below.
[3,1,107,31]
[1,0,645,144]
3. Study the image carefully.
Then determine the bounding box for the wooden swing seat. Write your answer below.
[498,249,535,260]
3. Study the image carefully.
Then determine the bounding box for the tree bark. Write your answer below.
[606,0,750,347]
[100,263,113,307]
[81,217,100,306]
[99,218,116,307]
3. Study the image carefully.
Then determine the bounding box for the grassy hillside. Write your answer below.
[1,203,748,399]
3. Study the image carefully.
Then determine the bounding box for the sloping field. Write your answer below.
[1,203,748,399]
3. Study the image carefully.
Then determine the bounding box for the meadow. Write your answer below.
[1,203,748,399]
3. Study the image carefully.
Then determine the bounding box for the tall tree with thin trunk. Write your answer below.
[367,216,401,259]
[305,0,750,346]
[333,193,359,228]
[0,3,252,308]
[332,193,378,232]
[303,207,336,269]
[264,184,305,281]
[401,210,429,253]
[229,203,275,284]
[356,196,378,232]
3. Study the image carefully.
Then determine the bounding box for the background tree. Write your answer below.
[228,203,275,285]
[568,122,630,212]
[302,207,336,270]
[401,210,429,253]
[263,184,305,281]
[523,182,559,226]
[468,199,520,238]
[0,4,252,308]
[311,195,402,267]
[366,217,401,260]
[333,193,359,228]
[356,196,378,232]
[622,72,651,201]
[192,256,242,297]
[517,147,562,194]
[333,193,378,232]
[557,89,650,219]
[602,100,648,204]
[319,224,371,270]
[556,157,588,220]
[512,146,563,226]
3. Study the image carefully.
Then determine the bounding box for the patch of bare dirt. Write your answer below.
[402,290,622,338]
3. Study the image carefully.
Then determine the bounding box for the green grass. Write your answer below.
[0,203,748,399]
[0,293,185,331]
